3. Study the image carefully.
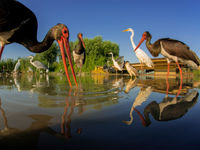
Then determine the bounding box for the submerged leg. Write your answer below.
[166,60,170,96]
[176,61,183,97]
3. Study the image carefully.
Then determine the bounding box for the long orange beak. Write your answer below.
[134,35,146,52]
[58,37,78,88]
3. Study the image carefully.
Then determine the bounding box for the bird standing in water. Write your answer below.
[0,0,77,87]
[123,28,154,68]
[73,33,86,76]
[108,52,124,74]
[124,61,138,78]
[28,56,48,73]
[134,31,200,96]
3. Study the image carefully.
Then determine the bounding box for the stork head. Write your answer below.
[134,31,151,51]
[51,24,78,88]
[78,33,86,49]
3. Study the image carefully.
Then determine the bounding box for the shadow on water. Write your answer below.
[0,74,200,149]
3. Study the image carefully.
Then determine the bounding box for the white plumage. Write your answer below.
[109,52,124,72]
[123,86,152,125]
[124,61,138,78]
[123,28,154,67]
[13,59,21,72]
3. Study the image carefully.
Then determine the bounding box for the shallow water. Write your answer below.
[0,74,200,150]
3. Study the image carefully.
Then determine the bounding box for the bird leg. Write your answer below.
[166,61,170,96]
[0,44,5,60]
[176,61,183,97]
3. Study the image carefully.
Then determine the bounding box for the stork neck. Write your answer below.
[23,29,54,53]
[75,38,84,54]
[145,37,153,51]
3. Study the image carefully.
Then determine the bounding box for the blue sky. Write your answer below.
[3,0,200,63]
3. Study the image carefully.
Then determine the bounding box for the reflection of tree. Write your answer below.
[143,90,199,126]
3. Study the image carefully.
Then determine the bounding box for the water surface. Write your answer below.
[0,74,200,150]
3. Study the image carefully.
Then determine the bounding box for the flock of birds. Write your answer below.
[0,0,200,89]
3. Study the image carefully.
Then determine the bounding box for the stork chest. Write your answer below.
[160,42,178,62]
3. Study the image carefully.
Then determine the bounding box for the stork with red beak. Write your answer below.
[0,0,78,87]
[134,31,200,96]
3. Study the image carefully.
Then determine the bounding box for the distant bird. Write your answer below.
[73,33,86,75]
[123,28,154,68]
[108,52,124,73]
[0,0,77,87]
[13,59,21,72]
[134,31,200,95]
[28,56,47,73]
[124,61,138,78]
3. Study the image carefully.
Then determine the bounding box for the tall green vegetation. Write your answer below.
[70,36,119,72]
[0,36,119,73]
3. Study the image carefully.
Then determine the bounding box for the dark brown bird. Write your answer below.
[134,31,200,96]
[73,33,86,76]
[0,0,77,87]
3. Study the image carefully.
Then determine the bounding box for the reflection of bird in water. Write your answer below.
[13,76,21,92]
[13,59,21,73]
[0,97,9,133]
[123,86,152,125]
[109,52,124,74]
[123,28,153,68]
[124,61,138,78]
[28,56,48,73]
[73,33,86,76]
[112,77,124,91]
[143,90,199,126]
[61,89,82,138]
[124,78,137,94]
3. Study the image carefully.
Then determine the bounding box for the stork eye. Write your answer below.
[64,30,67,34]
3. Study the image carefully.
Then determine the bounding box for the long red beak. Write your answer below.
[79,34,86,49]
[134,36,146,52]
[58,37,78,88]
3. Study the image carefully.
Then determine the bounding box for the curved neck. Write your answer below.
[145,37,152,51]
[145,36,161,57]
[29,57,33,64]
[110,53,114,61]
[130,31,137,49]
[23,29,54,53]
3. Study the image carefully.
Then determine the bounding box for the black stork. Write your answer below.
[0,0,78,87]
[72,33,86,76]
[134,31,200,96]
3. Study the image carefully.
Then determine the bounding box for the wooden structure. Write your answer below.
[131,58,188,76]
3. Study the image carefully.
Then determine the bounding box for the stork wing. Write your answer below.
[0,0,37,34]
[161,38,200,66]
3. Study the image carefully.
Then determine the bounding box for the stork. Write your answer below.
[135,31,200,96]
[0,0,77,87]
[73,33,86,76]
